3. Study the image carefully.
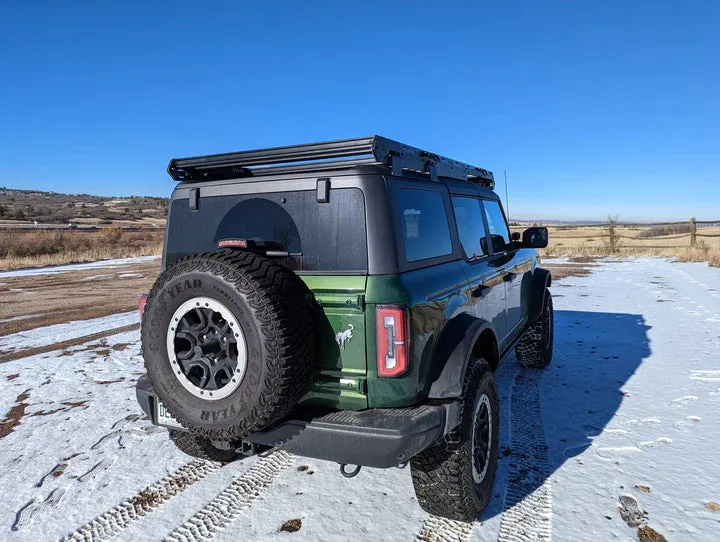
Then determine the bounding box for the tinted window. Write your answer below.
[483,200,511,252]
[165,188,367,271]
[451,196,489,259]
[393,188,453,262]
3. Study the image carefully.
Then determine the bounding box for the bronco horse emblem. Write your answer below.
[335,324,354,350]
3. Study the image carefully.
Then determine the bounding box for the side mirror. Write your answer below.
[521,227,548,248]
[511,231,521,242]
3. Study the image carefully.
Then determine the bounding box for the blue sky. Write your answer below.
[0,1,718,221]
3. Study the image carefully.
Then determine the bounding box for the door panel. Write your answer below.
[503,250,535,343]
[450,195,507,341]
[459,260,507,340]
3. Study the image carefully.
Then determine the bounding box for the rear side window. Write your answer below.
[165,188,367,272]
[393,188,453,262]
[482,200,511,252]
[451,196,489,259]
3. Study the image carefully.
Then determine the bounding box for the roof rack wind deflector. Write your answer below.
[167,136,494,188]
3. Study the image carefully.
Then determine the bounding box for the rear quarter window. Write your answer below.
[392,188,453,263]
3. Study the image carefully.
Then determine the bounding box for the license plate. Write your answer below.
[156,400,183,430]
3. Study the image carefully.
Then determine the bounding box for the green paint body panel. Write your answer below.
[297,275,369,410]
[294,249,538,411]
[366,261,473,407]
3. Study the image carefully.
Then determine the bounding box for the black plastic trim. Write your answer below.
[428,315,497,399]
[135,374,457,468]
[528,267,552,321]
[136,374,155,422]
[245,404,454,468]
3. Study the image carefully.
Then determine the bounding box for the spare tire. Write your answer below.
[141,250,315,440]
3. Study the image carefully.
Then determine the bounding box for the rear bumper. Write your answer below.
[136,374,460,468]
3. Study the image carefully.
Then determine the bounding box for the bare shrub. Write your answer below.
[637,224,692,238]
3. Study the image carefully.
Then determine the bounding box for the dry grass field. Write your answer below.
[515,225,720,267]
[1,221,719,271]
[0,229,164,270]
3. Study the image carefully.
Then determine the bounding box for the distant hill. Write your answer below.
[0,188,168,225]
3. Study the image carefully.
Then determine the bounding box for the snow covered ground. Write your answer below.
[0,256,158,279]
[0,258,718,541]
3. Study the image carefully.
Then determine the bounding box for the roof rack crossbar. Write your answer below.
[168,135,494,188]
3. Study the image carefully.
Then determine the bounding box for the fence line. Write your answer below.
[512,217,720,253]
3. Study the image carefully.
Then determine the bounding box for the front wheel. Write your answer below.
[410,358,499,522]
[515,289,554,369]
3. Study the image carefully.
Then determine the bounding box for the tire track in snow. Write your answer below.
[63,459,221,541]
[498,368,553,542]
[164,451,293,542]
[416,515,473,541]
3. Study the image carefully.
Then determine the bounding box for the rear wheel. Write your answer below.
[169,430,240,462]
[515,289,554,369]
[410,358,499,522]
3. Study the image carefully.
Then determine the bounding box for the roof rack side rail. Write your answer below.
[168,135,494,188]
[372,136,494,188]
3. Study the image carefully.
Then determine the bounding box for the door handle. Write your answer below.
[503,272,516,282]
[471,284,490,298]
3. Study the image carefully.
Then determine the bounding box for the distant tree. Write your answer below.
[14,209,26,220]
[0,204,6,218]
[66,202,75,208]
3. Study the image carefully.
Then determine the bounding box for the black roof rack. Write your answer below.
[167,135,495,188]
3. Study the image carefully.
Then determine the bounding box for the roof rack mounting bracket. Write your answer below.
[316,178,330,203]
[427,161,438,181]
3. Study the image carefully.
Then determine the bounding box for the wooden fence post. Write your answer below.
[690,217,697,247]
[608,219,616,253]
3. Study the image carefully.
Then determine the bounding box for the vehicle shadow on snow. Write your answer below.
[481,309,651,523]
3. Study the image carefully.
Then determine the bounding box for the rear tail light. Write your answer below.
[139,294,148,318]
[376,305,409,377]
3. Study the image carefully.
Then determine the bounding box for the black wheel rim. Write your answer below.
[166,297,247,400]
[472,393,492,484]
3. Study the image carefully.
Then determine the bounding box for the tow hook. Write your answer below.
[340,464,362,478]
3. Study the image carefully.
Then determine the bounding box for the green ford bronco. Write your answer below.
[136,136,552,521]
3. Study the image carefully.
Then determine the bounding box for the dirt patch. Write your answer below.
[6,373,19,381]
[544,263,596,281]
[31,400,87,417]
[62,400,88,409]
[95,378,126,385]
[0,389,31,439]
[0,323,139,363]
[32,407,65,417]
[112,343,131,351]
[705,501,720,511]
[0,259,159,336]
[280,519,302,533]
[638,525,667,542]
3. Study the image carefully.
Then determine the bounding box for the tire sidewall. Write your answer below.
[542,291,554,361]
[463,360,500,512]
[142,267,268,434]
